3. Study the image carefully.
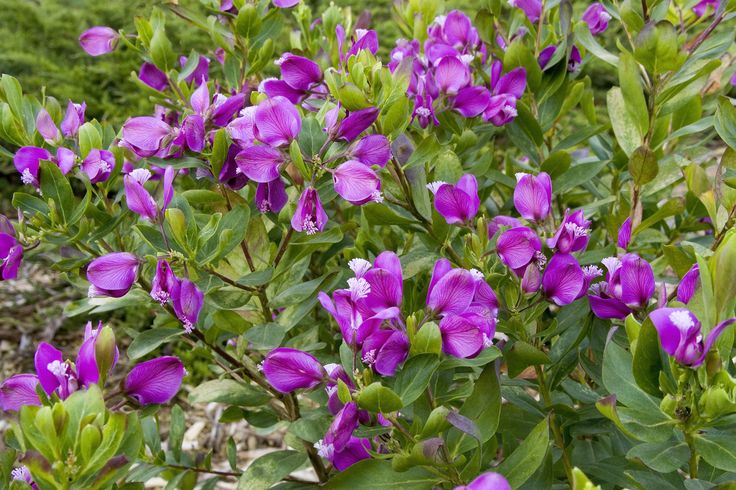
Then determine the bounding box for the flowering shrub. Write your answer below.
[2,0,736,488]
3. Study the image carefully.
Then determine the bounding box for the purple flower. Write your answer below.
[36,108,59,142]
[582,3,612,35]
[292,187,328,234]
[79,26,118,56]
[412,94,440,128]
[11,466,38,490]
[361,252,404,313]
[14,146,51,187]
[227,107,256,147]
[273,0,300,7]
[521,262,542,293]
[61,100,86,137]
[56,147,76,175]
[439,313,495,358]
[138,63,168,91]
[261,79,306,104]
[336,107,379,142]
[0,219,22,281]
[427,265,478,316]
[171,278,204,332]
[333,160,383,205]
[256,178,288,214]
[347,29,379,58]
[121,117,174,158]
[453,86,492,118]
[508,0,542,22]
[388,39,420,72]
[513,172,552,221]
[253,96,301,146]
[547,209,591,253]
[125,356,185,405]
[568,45,582,72]
[693,0,719,16]
[361,329,409,376]
[0,374,40,412]
[81,149,115,183]
[76,322,118,387]
[263,347,326,392]
[151,259,177,304]
[177,114,206,152]
[487,215,522,239]
[211,93,246,127]
[456,472,511,490]
[87,252,139,298]
[428,174,480,225]
[677,264,700,304]
[435,56,471,95]
[330,437,371,471]
[124,165,175,221]
[179,55,210,85]
[618,217,632,249]
[277,53,322,91]
[542,253,585,306]
[35,342,77,399]
[483,63,526,126]
[349,135,392,167]
[588,254,654,319]
[650,308,735,367]
[538,45,558,69]
[235,145,285,183]
[315,402,360,466]
[496,226,542,273]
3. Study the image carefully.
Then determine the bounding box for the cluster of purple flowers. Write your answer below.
[388,10,527,128]
[0,215,22,281]
[0,321,184,411]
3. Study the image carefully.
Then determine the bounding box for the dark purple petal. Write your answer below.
[14,146,51,187]
[256,178,288,214]
[331,437,371,471]
[34,342,63,396]
[588,294,631,320]
[364,268,403,312]
[79,26,118,56]
[374,330,409,376]
[0,374,41,412]
[262,347,325,392]
[427,258,452,300]
[211,93,246,127]
[349,135,392,167]
[487,215,522,239]
[427,269,478,316]
[261,79,306,104]
[453,86,491,118]
[538,45,558,69]
[649,308,703,365]
[582,3,612,35]
[542,254,584,306]
[279,53,322,90]
[1,243,22,280]
[337,107,379,142]
[125,356,184,405]
[138,63,169,91]
[181,115,205,152]
[617,217,632,249]
[292,187,328,234]
[697,318,736,366]
[619,253,655,309]
[677,264,699,305]
[347,29,379,57]
[235,145,284,183]
[171,278,204,332]
[254,96,301,146]
[495,67,527,98]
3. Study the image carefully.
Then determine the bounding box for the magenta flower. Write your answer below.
[87,252,139,298]
[331,437,371,471]
[346,29,379,58]
[677,264,700,305]
[263,347,326,392]
[542,254,585,305]
[273,0,300,7]
[428,174,480,225]
[496,226,542,273]
[179,55,210,85]
[79,26,118,56]
[483,62,527,126]
[35,343,78,400]
[36,108,59,142]
[568,45,582,72]
[435,56,471,95]
[336,107,379,142]
[521,262,542,293]
[617,217,632,249]
[121,117,175,158]
[150,259,177,304]
[439,313,496,358]
[361,329,409,376]
[388,38,420,72]
[538,45,558,69]
[547,209,591,253]
[693,0,718,16]
[277,53,322,91]
[513,172,552,221]
[254,96,301,147]
[56,147,76,175]
[235,145,285,183]
[361,252,404,313]
[124,166,175,221]
[333,160,383,205]
[138,62,168,91]
[456,472,511,490]
[292,187,328,235]
[508,0,542,22]
[81,149,115,184]
[61,100,86,137]
[171,278,204,332]
[427,266,478,316]
[211,93,246,127]
[588,254,654,319]
[582,3,612,35]
[0,374,40,412]
[14,146,51,187]
[125,356,185,405]
[487,215,522,239]
[261,79,306,105]
[0,218,22,281]
[256,178,288,214]
[412,94,440,128]
[453,86,492,118]
[76,322,118,387]
[348,135,392,167]
[315,402,362,468]
[10,466,38,490]
[227,107,256,148]
[650,308,735,367]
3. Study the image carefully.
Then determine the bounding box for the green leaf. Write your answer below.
[78,122,102,158]
[715,96,736,151]
[633,198,684,235]
[506,341,550,378]
[602,340,661,413]
[324,459,436,489]
[150,27,176,71]
[357,382,403,413]
[39,160,73,223]
[127,328,183,359]
[629,146,658,186]
[712,230,736,321]
[393,354,439,405]
[189,379,270,407]
[495,418,549,488]
[363,203,418,226]
[168,405,185,462]
[409,322,442,356]
[574,23,619,66]
[694,431,736,472]
[450,362,501,452]
[403,135,440,170]
[504,40,542,90]
[234,5,262,39]
[627,440,688,472]
[632,318,664,397]
[607,87,642,156]
[619,52,649,136]
[237,450,306,490]
[633,21,685,75]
